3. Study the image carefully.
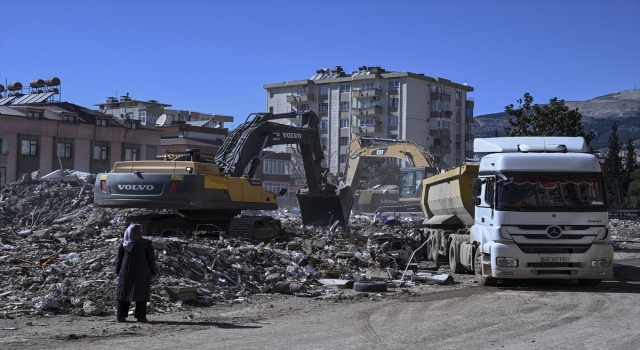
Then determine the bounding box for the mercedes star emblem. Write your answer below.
[546,225,562,238]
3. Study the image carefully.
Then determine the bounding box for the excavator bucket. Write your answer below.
[296,186,354,227]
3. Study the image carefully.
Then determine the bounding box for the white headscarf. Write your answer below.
[122,223,142,252]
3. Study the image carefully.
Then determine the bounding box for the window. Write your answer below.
[320,138,328,148]
[339,137,349,146]
[21,140,38,156]
[389,98,399,107]
[456,124,461,134]
[96,119,108,127]
[125,148,139,161]
[139,111,147,117]
[62,115,76,123]
[361,82,375,91]
[340,83,350,93]
[388,116,398,126]
[442,135,450,146]
[456,107,462,117]
[0,138,4,155]
[297,104,309,113]
[57,142,72,158]
[456,158,461,166]
[320,86,329,95]
[387,134,397,140]
[456,91,461,100]
[263,181,289,197]
[0,167,5,186]
[388,80,400,90]
[269,91,274,98]
[339,101,350,111]
[467,124,474,135]
[297,87,306,96]
[430,86,441,93]
[456,141,461,151]
[339,154,347,163]
[466,107,474,118]
[434,156,441,164]
[433,138,441,147]
[465,140,472,151]
[360,118,375,127]
[361,100,377,108]
[430,100,451,111]
[319,121,328,130]
[319,103,328,112]
[94,145,108,160]
[430,119,442,129]
[269,106,274,113]
[27,111,42,120]
[126,113,134,119]
[340,119,350,128]
[442,120,450,129]
[263,159,289,174]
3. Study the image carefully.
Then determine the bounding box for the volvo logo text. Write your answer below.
[282,132,302,139]
[546,225,562,239]
[117,184,154,191]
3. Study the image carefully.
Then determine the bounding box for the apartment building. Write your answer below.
[0,103,160,185]
[95,94,234,128]
[264,66,474,174]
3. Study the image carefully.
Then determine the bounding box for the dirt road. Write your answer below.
[2,254,639,350]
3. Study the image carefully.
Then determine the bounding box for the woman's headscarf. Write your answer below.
[122,223,142,252]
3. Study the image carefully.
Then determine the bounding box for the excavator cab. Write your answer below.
[399,166,438,200]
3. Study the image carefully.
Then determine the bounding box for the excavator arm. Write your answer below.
[214,111,352,226]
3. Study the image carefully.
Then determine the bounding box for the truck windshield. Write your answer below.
[496,173,606,212]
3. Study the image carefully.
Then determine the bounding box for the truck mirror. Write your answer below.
[472,197,481,206]
[471,178,481,197]
[278,188,288,197]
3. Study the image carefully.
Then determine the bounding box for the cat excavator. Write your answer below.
[341,137,439,214]
[94,111,352,240]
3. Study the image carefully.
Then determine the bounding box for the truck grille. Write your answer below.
[521,234,586,240]
[516,225,592,230]
[517,244,591,254]
[527,262,581,268]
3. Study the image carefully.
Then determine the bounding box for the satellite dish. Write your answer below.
[155,114,167,126]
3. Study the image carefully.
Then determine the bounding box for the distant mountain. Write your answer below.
[474,89,640,149]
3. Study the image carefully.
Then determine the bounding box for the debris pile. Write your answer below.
[0,173,453,319]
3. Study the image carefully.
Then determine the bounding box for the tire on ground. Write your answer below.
[353,281,388,293]
[449,243,465,274]
[474,246,497,286]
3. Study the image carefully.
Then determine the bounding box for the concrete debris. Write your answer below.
[1,172,636,319]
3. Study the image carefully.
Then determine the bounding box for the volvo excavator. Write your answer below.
[341,137,439,214]
[93,111,352,240]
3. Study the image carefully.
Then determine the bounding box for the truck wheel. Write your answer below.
[474,247,497,286]
[578,279,601,286]
[449,244,465,274]
[426,239,434,261]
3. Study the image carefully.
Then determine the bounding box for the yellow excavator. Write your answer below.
[94,111,352,239]
[341,137,439,214]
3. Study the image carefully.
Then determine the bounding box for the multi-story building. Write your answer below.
[264,66,474,174]
[95,94,234,128]
[0,102,161,185]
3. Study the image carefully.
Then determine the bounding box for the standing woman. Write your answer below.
[114,223,158,322]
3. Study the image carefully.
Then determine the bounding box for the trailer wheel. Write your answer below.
[577,279,601,286]
[474,247,497,286]
[449,243,465,274]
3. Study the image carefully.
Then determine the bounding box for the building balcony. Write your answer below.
[351,124,382,135]
[286,94,315,104]
[431,92,452,101]
[430,146,451,154]
[351,106,382,117]
[430,110,452,119]
[466,98,474,107]
[351,88,382,99]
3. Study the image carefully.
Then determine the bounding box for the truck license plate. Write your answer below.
[541,257,569,263]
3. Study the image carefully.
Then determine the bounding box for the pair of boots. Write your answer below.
[116,301,148,322]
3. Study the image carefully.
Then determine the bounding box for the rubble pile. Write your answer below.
[610,219,640,241]
[0,175,449,319]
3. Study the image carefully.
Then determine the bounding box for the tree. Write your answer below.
[603,123,624,207]
[624,138,638,175]
[623,169,640,209]
[359,158,400,189]
[503,93,595,145]
[494,128,499,137]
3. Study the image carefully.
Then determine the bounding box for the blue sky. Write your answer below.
[1,0,638,128]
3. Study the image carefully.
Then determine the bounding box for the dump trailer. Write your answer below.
[94,111,352,239]
[422,136,613,286]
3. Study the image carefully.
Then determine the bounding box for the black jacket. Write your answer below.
[115,238,158,302]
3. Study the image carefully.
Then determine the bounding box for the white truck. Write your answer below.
[422,136,613,286]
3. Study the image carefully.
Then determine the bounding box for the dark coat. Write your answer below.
[115,238,158,302]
